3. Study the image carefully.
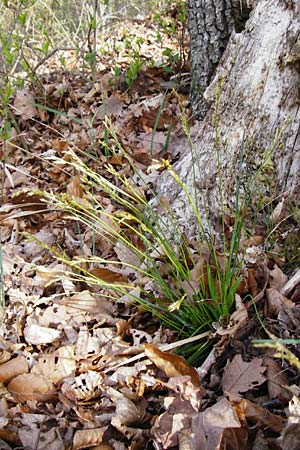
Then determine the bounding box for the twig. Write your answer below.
[104,331,212,373]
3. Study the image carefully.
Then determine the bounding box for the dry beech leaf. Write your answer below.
[144,343,201,388]
[73,427,107,450]
[222,355,266,396]
[89,267,128,284]
[24,323,61,345]
[113,397,142,426]
[0,355,28,384]
[266,288,294,317]
[31,346,76,383]
[13,90,37,119]
[92,447,113,450]
[153,408,194,449]
[269,264,288,290]
[8,373,56,402]
[0,349,12,364]
[67,174,83,198]
[61,371,103,401]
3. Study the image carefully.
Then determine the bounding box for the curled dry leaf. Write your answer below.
[24,323,61,345]
[279,395,300,450]
[240,398,285,433]
[91,447,113,450]
[0,355,28,384]
[67,173,84,198]
[8,373,56,402]
[269,264,288,290]
[0,349,12,364]
[61,370,103,401]
[144,343,201,388]
[73,427,107,450]
[266,288,293,317]
[114,397,143,426]
[281,269,300,297]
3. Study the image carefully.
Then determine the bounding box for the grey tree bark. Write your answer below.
[188,0,250,117]
[155,0,300,238]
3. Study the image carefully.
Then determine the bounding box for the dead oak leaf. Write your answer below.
[222,355,266,396]
[191,398,247,450]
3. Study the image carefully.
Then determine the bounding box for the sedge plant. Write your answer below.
[26,108,253,365]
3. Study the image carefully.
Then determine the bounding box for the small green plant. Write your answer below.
[124,58,144,89]
[161,47,180,73]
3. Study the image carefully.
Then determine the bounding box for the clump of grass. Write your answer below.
[26,112,251,365]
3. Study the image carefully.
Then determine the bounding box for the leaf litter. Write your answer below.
[0,7,300,450]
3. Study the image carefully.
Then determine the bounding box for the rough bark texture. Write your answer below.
[156,0,300,238]
[188,0,250,117]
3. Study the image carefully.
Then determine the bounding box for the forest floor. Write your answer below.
[1,7,300,450]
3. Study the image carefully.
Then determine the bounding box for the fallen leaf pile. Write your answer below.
[1,6,300,450]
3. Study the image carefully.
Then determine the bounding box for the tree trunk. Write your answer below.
[156,0,300,238]
[188,0,250,117]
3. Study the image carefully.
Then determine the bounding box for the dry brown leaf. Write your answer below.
[153,409,194,449]
[144,343,201,388]
[31,346,76,383]
[269,264,288,290]
[0,355,28,384]
[24,323,61,345]
[73,427,107,450]
[0,428,21,446]
[113,397,142,426]
[18,413,64,449]
[263,356,291,403]
[8,373,56,402]
[265,288,294,317]
[240,398,285,433]
[281,269,300,297]
[0,349,11,364]
[13,90,37,119]
[279,396,300,450]
[270,198,286,224]
[92,447,113,450]
[67,173,83,198]
[61,371,103,401]
[90,266,128,283]
[96,94,124,119]
[222,355,266,396]
[191,398,246,450]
